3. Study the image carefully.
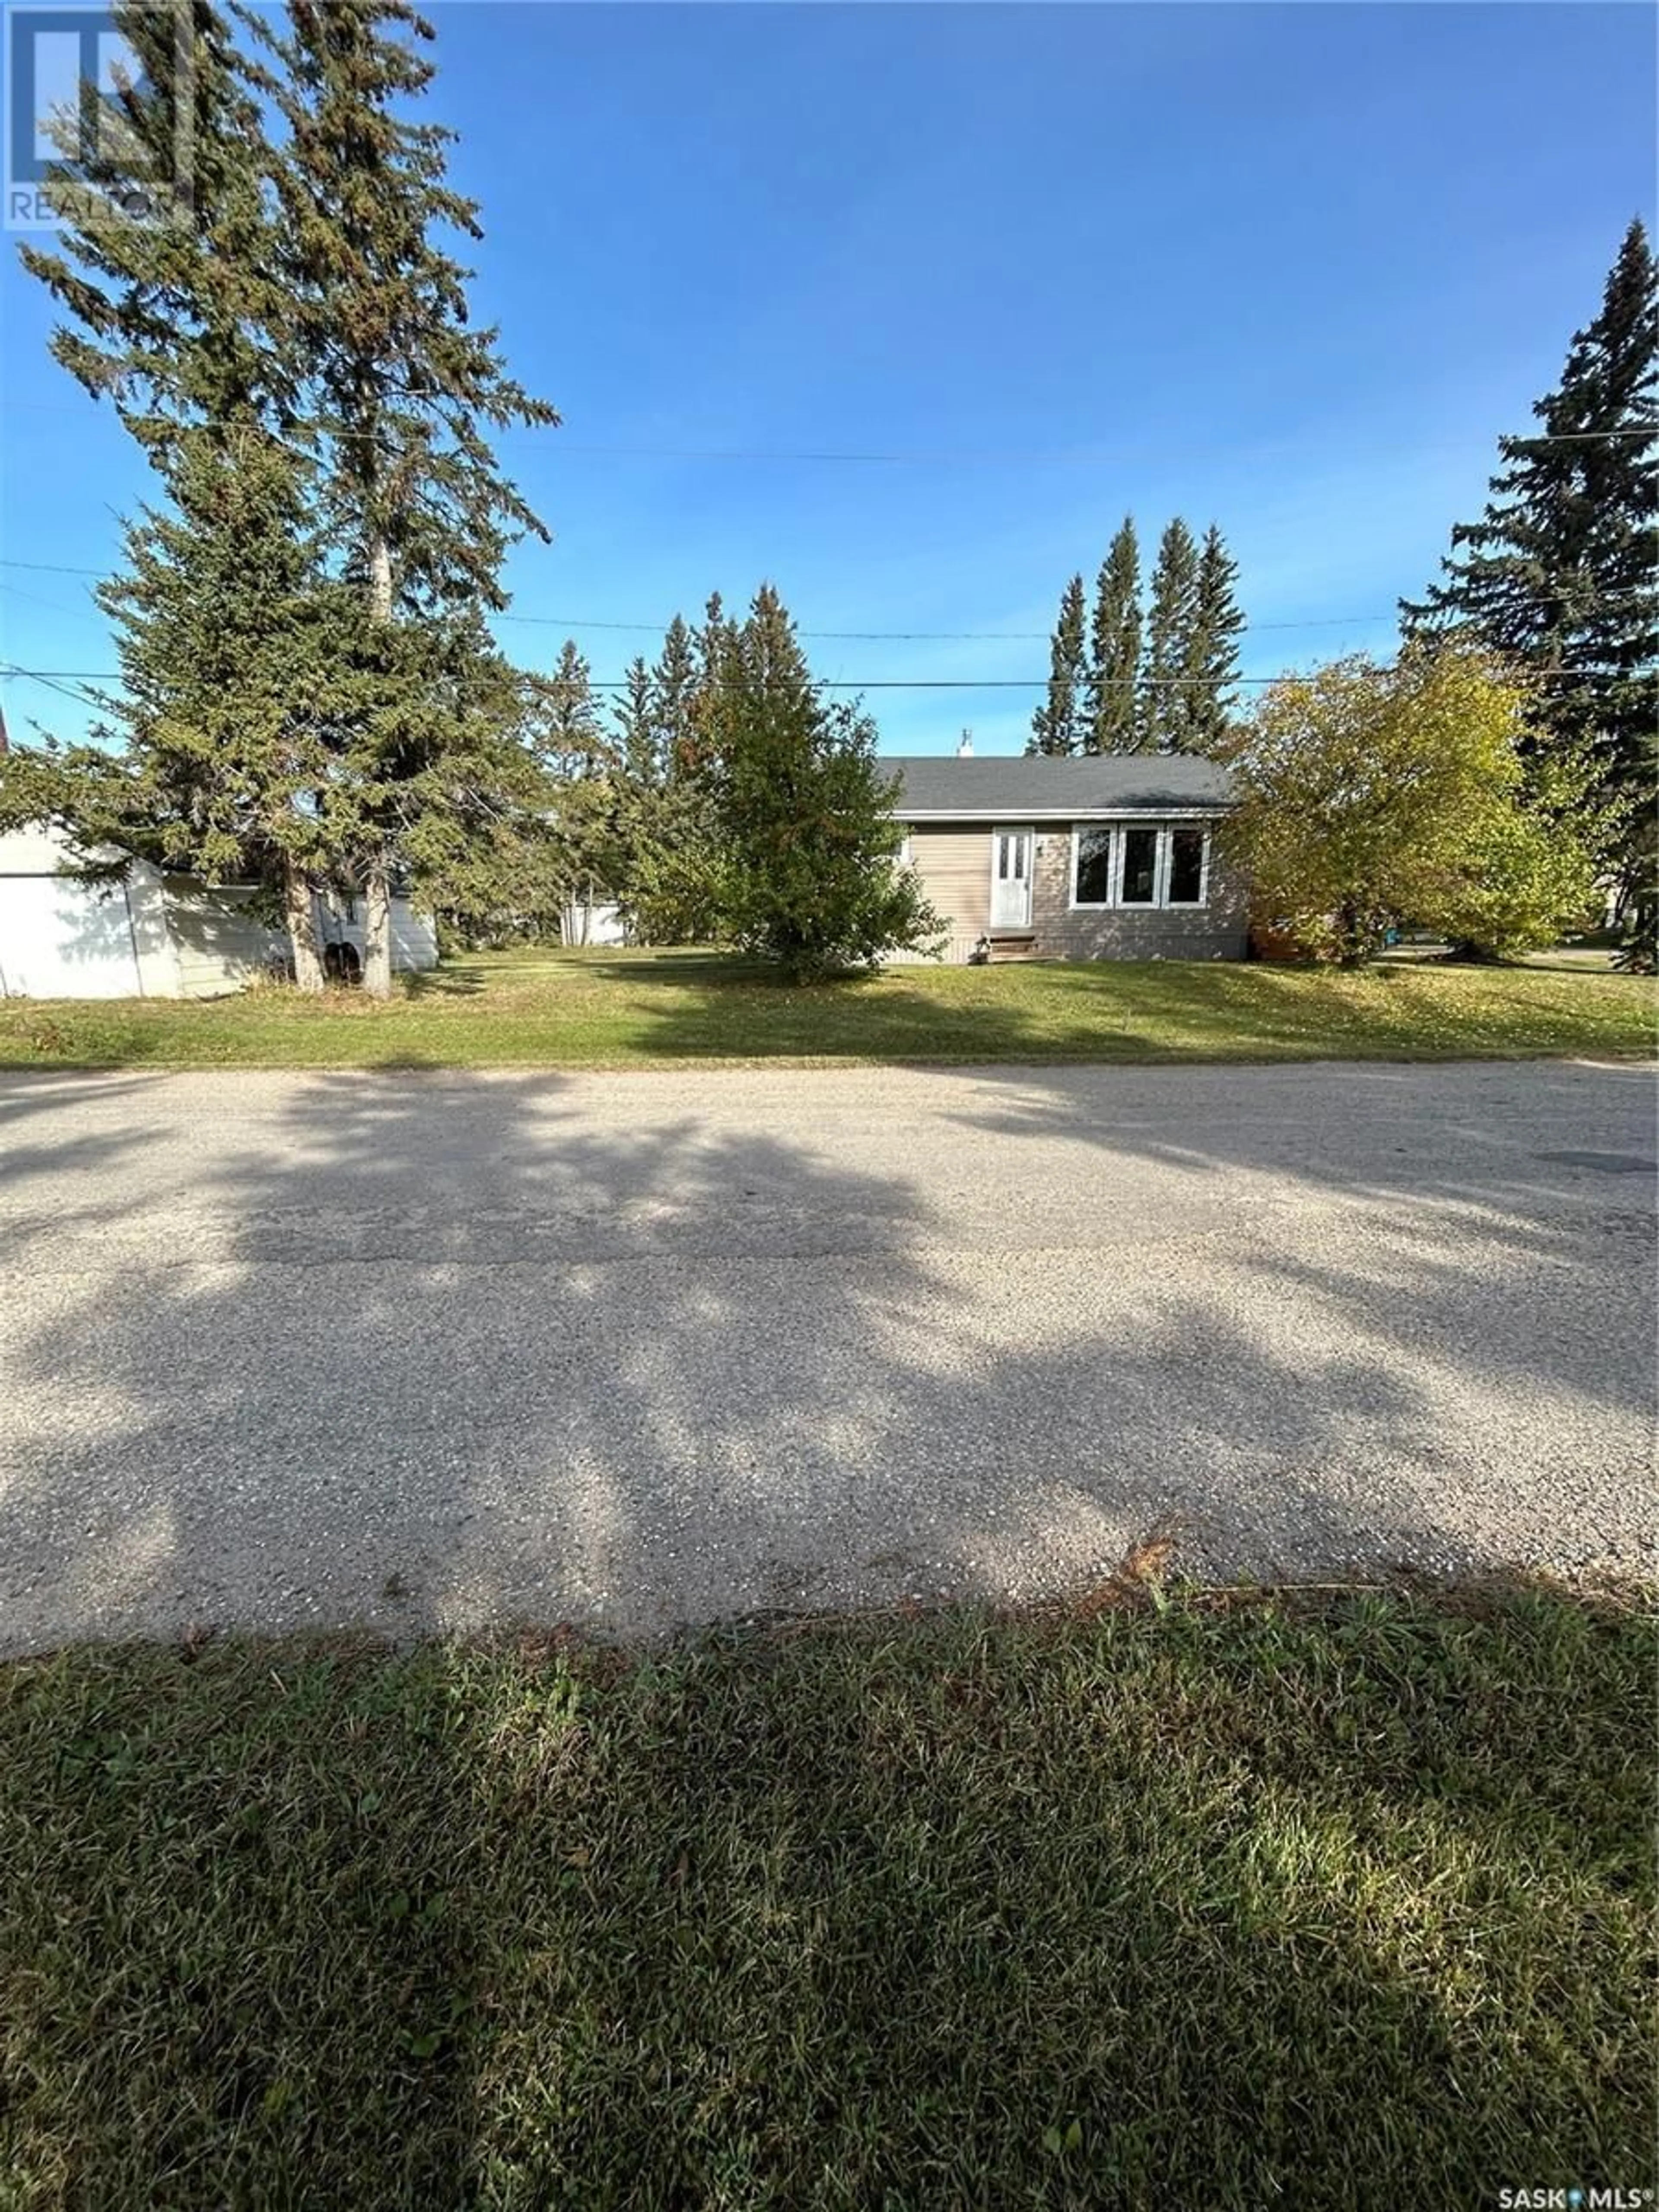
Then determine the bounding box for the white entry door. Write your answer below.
[990,827,1034,928]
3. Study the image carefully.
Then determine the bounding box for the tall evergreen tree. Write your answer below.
[686,593,738,775]
[1184,524,1246,755]
[15,0,340,984]
[1028,573,1088,755]
[613,657,661,789]
[700,585,939,979]
[95,432,348,976]
[258,0,558,992]
[1085,518,1142,753]
[537,640,609,777]
[386,631,568,941]
[620,612,723,941]
[19,0,297,454]
[1141,519,1201,752]
[1403,219,1658,918]
[652,614,700,775]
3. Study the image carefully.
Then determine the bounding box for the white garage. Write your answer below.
[0,823,438,999]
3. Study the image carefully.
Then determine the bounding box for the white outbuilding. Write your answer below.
[0,823,438,999]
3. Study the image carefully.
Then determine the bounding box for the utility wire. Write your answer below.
[490,611,1394,639]
[0,559,105,577]
[3,559,1652,646]
[0,559,1392,633]
[0,663,108,708]
[0,393,1652,458]
[0,663,1631,693]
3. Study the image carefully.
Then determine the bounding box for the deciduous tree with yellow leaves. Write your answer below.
[1219,648,1600,964]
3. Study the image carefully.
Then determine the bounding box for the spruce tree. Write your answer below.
[19,0,296,453]
[1028,574,1088,756]
[620,612,722,941]
[1085,518,1142,753]
[652,614,700,775]
[391,633,566,942]
[96,432,350,977]
[16,0,338,985]
[603,657,658,934]
[1185,524,1246,755]
[613,658,661,791]
[701,585,939,978]
[258,0,558,992]
[1403,219,1658,918]
[537,641,610,777]
[1141,520,1201,752]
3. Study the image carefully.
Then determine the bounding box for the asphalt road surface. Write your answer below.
[2,1058,1653,1652]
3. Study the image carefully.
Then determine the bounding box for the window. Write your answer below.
[1069,823,1211,910]
[1167,826,1206,905]
[1119,826,1159,904]
[1074,827,1112,905]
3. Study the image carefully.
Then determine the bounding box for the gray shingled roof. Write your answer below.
[881,753,1234,816]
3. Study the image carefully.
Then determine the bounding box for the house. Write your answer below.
[884,750,1247,962]
[0,822,438,998]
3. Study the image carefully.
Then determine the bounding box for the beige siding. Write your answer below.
[901,823,994,960]
[894,816,1249,963]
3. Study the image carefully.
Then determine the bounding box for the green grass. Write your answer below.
[0,1583,1651,2208]
[0,946,1653,1069]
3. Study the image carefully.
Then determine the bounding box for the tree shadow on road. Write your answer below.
[933,1054,1656,1434]
[1,1064,1653,2204]
[2,1057,1651,1658]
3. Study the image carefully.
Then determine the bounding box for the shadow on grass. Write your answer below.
[0,1580,1650,2207]
[1,947,1651,1074]
[527,949,1653,1067]
[400,963,491,999]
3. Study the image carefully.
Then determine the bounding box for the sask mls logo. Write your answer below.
[5,2,192,230]
[1497,2192,1656,2211]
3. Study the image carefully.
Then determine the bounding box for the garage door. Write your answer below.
[0,875,143,998]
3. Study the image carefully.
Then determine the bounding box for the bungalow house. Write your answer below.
[885,751,1247,962]
[0,822,438,998]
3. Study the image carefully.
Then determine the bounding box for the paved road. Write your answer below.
[2,1059,1653,1651]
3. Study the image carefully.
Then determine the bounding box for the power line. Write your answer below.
[493,611,1396,640]
[0,566,1391,636]
[0,559,105,578]
[0,664,1630,694]
[0,392,1653,458]
[0,559,1389,633]
[0,578,98,619]
[0,665,1363,689]
[4,559,1650,642]
[0,663,107,708]
[0,563,1392,641]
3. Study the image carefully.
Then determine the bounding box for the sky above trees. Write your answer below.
[2,1,1654,754]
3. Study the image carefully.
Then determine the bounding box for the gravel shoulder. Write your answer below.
[2,1058,1653,1650]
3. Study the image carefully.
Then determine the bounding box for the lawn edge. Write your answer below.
[0,1045,1654,1076]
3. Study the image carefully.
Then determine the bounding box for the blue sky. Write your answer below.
[1,2,1654,754]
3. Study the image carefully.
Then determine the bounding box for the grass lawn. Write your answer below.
[0,1583,1650,2209]
[0,945,1653,1069]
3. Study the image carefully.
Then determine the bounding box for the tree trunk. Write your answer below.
[362,859,393,1000]
[368,534,394,624]
[283,861,326,992]
[361,524,397,998]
